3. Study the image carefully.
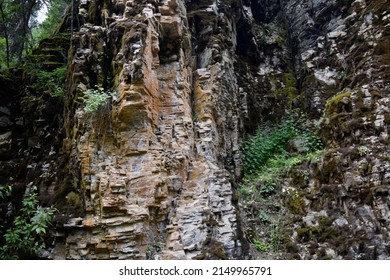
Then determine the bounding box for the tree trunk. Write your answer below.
[0,2,10,67]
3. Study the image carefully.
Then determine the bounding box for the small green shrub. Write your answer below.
[269,223,282,252]
[34,66,67,97]
[0,185,12,200]
[252,222,283,253]
[358,145,369,156]
[146,242,163,258]
[255,152,306,197]
[253,237,271,252]
[258,210,271,223]
[83,86,113,114]
[243,118,298,176]
[0,185,55,259]
[242,116,324,196]
[242,115,324,256]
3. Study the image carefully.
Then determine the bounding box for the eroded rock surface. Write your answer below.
[236,0,390,260]
[1,0,388,260]
[58,0,390,260]
[61,0,244,260]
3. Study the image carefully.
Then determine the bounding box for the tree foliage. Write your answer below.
[32,0,68,43]
[0,0,68,69]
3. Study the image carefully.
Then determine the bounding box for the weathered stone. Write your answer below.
[59,0,243,260]
[1,0,388,261]
[0,131,12,157]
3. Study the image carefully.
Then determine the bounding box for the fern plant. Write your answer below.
[242,116,324,199]
[243,118,298,176]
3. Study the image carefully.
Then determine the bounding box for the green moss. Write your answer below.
[66,191,82,209]
[296,226,320,242]
[364,191,374,205]
[285,239,299,253]
[208,242,228,259]
[286,190,306,215]
[275,35,286,45]
[323,157,338,175]
[324,91,352,117]
[384,113,390,124]
[282,73,298,108]
[317,226,342,243]
[33,33,70,58]
[28,54,57,63]
[269,72,298,108]
[283,73,296,88]
[318,216,332,228]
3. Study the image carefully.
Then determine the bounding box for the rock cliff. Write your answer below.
[0,0,389,259]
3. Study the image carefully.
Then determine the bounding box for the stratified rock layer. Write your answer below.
[1,0,388,260]
[60,0,390,260]
[61,0,243,260]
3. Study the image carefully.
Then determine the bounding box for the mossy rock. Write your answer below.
[284,235,299,253]
[205,241,228,260]
[42,61,65,71]
[34,33,70,54]
[323,156,339,176]
[324,91,352,117]
[384,113,390,124]
[53,177,83,216]
[296,226,320,242]
[291,170,306,186]
[283,72,297,88]
[286,190,306,215]
[66,191,82,209]
[27,54,58,63]
[318,216,332,228]
[316,248,334,260]
[268,72,298,110]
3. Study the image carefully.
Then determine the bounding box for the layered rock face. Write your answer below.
[60,0,244,259]
[58,0,390,259]
[286,0,390,260]
[237,0,390,259]
[1,0,388,260]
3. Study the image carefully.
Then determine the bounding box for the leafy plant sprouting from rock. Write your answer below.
[83,86,115,147]
[83,86,113,114]
[0,185,55,259]
[146,242,163,259]
[0,184,11,200]
[241,115,323,197]
[240,115,324,254]
[34,66,67,97]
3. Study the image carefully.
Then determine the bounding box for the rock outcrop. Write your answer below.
[60,0,244,260]
[236,0,390,260]
[0,0,389,260]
